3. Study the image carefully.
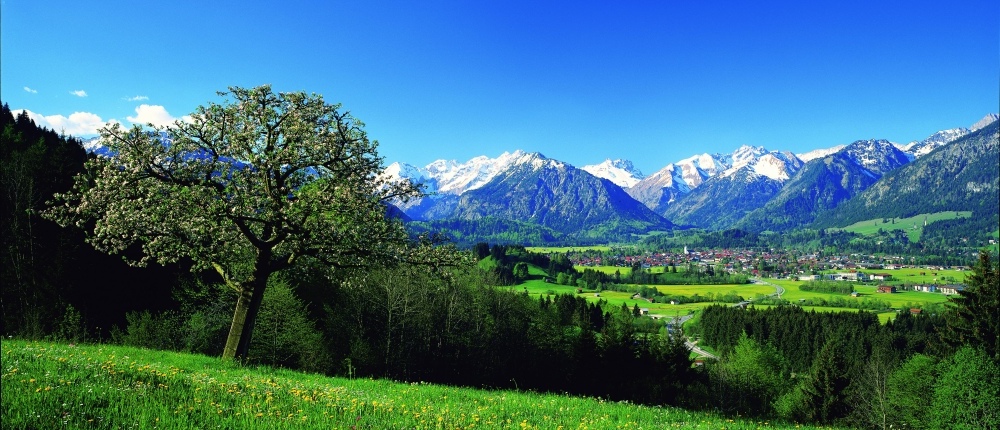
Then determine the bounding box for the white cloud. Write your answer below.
[126,104,192,127]
[125,95,149,101]
[70,90,88,97]
[16,109,112,136]
[24,87,37,94]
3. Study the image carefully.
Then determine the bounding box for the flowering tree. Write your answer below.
[45,85,438,360]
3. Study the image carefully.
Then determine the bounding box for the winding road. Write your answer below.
[678,278,785,361]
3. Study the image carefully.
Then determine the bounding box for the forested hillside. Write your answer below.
[0,104,183,337]
[813,121,999,238]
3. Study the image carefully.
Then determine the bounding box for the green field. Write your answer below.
[1,340,816,429]
[857,267,970,284]
[525,246,611,253]
[511,276,776,320]
[769,278,951,314]
[575,265,688,276]
[832,211,972,242]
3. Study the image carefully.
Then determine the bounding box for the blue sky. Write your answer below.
[2,1,997,174]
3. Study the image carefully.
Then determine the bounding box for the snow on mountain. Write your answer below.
[903,128,968,158]
[645,164,690,192]
[719,146,803,182]
[624,163,692,214]
[427,150,538,194]
[752,152,801,181]
[674,154,724,187]
[581,159,645,188]
[728,145,769,170]
[899,114,997,158]
[382,150,566,197]
[382,162,438,193]
[839,139,911,176]
[82,136,103,152]
[797,145,845,162]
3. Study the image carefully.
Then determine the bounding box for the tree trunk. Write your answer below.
[234,273,269,360]
[222,287,252,360]
[222,250,273,361]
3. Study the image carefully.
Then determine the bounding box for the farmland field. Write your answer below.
[525,245,611,253]
[575,265,686,275]
[865,267,969,284]
[768,278,951,311]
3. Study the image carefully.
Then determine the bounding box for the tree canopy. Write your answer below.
[44,85,451,360]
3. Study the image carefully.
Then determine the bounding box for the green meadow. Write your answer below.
[867,267,969,284]
[1,340,819,429]
[832,211,972,242]
[524,246,612,253]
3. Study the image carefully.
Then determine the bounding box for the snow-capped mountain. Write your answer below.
[424,150,536,195]
[970,113,999,132]
[625,152,727,214]
[453,152,672,236]
[736,139,912,232]
[382,112,996,236]
[659,146,804,228]
[79,133,173,157]
[814,119,1000,229]
[899,114,999,158]
[841,139,912,176]
[81,135,116,157]
[581,159,645,188]
[383,162,438,193]
[901,129,967,158]
[717,146,804,182]
[674,153,727,188]
[626,163,691,214]
[381,150,539,198]
[797,145,846,163]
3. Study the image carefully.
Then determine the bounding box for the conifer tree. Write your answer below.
[941,251,999,360]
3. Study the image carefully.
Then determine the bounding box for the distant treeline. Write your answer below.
[799,280,854,294]
[640,227,983,266]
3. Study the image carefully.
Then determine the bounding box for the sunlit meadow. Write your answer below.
[1,340,833,429]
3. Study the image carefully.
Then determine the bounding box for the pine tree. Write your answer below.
[801,339,850,424]
[941,251,999,361]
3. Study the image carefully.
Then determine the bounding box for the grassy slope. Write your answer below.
[831,211,972,242]
[1,340,816,429]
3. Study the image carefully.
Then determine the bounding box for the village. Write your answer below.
[560,246,969,294]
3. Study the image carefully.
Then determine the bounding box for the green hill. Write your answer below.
[1,340,814,429]
[831,211,972,242]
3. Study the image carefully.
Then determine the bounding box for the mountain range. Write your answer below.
[83,114,999,244]
[381,113,997,243]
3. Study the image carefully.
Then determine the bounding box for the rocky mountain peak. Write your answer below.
[581,158,645,188]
